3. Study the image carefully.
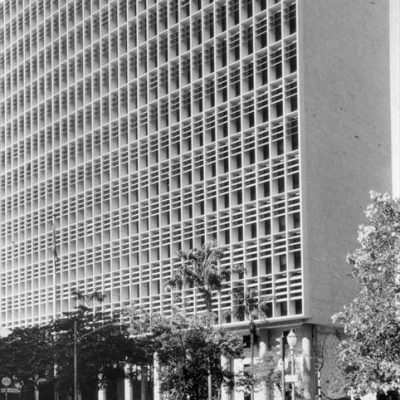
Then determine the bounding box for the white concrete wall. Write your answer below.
[298,0,392,326]
[391,0,400,197]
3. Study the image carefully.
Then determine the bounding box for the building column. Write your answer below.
[53,363,58,400]
[153,354,161,400]
[301,325,312,400]
[141,365,148,400]
[254,338,268,400]
[233,358,244,400]
[221,355,230,400]
[124,365,133,400]
[98,386,106,400]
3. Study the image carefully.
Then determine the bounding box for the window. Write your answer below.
[229,0,239,25]
[278,216,286,232]
[286,4,296,35]
[270,11,281,42]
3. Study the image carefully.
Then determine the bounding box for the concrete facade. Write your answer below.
[298,0,392,326]
[0,0,392,399]
[0,0,303,328]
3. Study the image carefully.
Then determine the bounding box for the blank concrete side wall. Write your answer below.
[298,0,391,326]
[391,0,400,197]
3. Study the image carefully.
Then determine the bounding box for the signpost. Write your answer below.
[1,377,12,400]
[1,379,11,387]
[0,389,19,394]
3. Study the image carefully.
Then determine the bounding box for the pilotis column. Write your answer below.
[124,364,133,400]
[153,354,161,400]
[255,338,268,400]
[221,355,230,400]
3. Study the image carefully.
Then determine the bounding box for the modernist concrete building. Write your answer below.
[0,0,392,398]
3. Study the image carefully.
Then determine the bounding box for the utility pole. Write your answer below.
[279,334,285,400]
[250,321,256,400]
[74,320,78,400]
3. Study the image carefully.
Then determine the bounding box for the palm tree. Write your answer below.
[234,287,270,400]
[167,239,228,400]
[168,239,227,314]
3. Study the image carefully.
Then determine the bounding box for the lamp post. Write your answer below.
[287,330,297,400]
[276,334,285,400]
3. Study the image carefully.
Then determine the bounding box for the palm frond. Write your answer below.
[165,275,184,290]
[71,289,85,300]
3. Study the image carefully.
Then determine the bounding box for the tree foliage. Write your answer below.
[236,338,306,399]
[168,240,228,313]
[52,304,150,399]
[232,287,271,329]
[332,192,400,395]
[0,292,152,400]
[131,310,244,400]
[231,287,271,399]
[0,325,54,397]
[235,349,280,393]
[166,241,247,399]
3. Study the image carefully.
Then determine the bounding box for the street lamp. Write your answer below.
[287,329,297,400]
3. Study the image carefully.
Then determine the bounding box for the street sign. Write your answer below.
[0,389,20,393]
[1,378,11,387]
[285,374,298,383]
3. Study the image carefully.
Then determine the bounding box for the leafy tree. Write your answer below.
[0,292,152,400]
[0,325,55,398]
[332,192,400,395]
[237,349,280,392]
[167,240,244,400]
[237,339,307,400]
[130,311,244,400]
[52,292,151,400]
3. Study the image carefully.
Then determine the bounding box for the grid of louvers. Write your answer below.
[0,0,302,328]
